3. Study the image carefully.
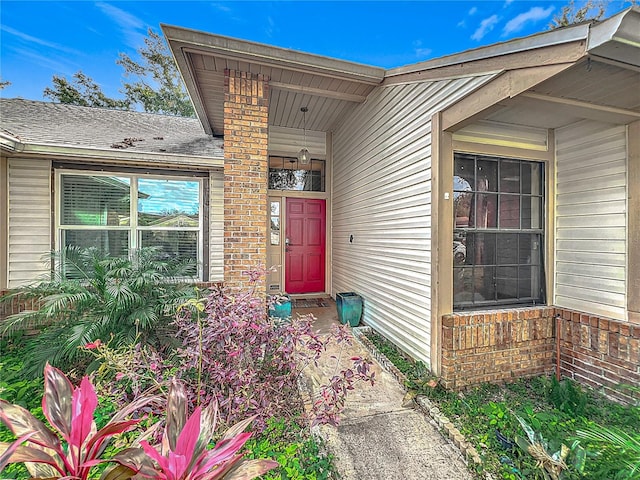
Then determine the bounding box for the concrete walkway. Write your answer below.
[296,301,473,480]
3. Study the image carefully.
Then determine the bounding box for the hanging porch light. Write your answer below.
[297,106,311,165]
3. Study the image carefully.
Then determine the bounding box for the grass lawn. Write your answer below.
[365,330,640,480]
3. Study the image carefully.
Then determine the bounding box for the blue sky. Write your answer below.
[0,1,632,101]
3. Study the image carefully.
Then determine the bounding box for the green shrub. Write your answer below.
[0,246,200,377]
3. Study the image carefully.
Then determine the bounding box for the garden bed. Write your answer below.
[356,326,640,480]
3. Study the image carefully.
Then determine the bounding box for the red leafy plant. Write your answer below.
[0,366,278,480]
[0,363,161,479]
[173,269,375,430]
[136,379,278,480]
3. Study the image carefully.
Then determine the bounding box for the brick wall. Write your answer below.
[441,306,640,405]
[441,307,556,389]
[0,289,41,320]
[557,308,640,404]
[223,69,269,294]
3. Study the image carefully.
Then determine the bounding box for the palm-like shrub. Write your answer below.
[576,424,640,479]
[1,246,199,377]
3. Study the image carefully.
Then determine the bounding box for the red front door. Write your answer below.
[285,198,326,294]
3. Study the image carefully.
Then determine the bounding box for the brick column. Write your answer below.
[223,70,269,293]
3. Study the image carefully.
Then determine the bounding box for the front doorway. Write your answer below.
[285,198,326,294]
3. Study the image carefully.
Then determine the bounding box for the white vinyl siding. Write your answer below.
[332,74,496,366]
[453,120,548,151]
[8,158,52,287]
[209,169,224,281]
[555,120,627,320]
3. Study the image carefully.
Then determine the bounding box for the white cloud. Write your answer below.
[211,3,233,13]
[413,40,432,59]
[504,0,515,6]
[96,2,144,30]
[95,2,146,48]
[471,15,500,41]
[265,15,276,38]
[502,6,555,35]
[0,25,79,54]
[458,6,478,28]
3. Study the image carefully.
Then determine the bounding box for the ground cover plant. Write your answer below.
[365,330,640,480]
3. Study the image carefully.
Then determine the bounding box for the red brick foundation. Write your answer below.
[441,306,640,404]
[557,308,640,404]
[441,307,556,389]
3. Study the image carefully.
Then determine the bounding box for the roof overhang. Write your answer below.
[164,7,639,137]
[162,25,385,136]
[588,6,640,68]
[438,7,640,132]
[0,132,224,169]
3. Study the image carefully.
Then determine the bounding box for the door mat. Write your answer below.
[292,298,330,308]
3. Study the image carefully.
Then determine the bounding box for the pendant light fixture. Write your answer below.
[297,106,311,165]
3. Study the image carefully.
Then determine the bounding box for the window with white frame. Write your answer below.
[453,153,545,309]
[56,169,205,278]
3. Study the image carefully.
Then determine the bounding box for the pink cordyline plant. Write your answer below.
[0,363,161,479]
[0,366,277,480]
[137,379,278,480]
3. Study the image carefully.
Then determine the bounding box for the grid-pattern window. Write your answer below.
[57,170,204,278]
[453,153,545,308]
[268,156,325,192]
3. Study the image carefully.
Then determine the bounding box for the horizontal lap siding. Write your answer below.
[555,120,627,320]
[332,75,495,366]
[209,170,224,281]
[8,158,52,287]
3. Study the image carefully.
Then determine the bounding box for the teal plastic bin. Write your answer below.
[336,292,362,327]
[268,294,291,320]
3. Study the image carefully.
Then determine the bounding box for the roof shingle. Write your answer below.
[0,98,224,158]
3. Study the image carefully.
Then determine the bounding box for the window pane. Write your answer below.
[477,158,498,192]
[500,161,520,193]
[454,192,473,228]
[270,201,280,216]
[474,233,496,265]
[454,155,475,191]
[522,163,542,195]
[475,193,497,228]
[497,234,518,264]
[454,232,470,266]
[270,217,280,245]
[61,175,130,226]
[62,229,129,257]
[268,157,325,192]
[519,234,542,265]
[496,266,518,300]
[499,194,520,229]
[140,230,198,264]
[138,179,200,227]
[519,266,535,298]
[475,266,496,302]
[453,267,474,304]
[522,196,542,229]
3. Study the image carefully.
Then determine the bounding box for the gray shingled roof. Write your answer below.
[0,98,224,158]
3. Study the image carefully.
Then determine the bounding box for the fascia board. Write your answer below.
[161,24,385,84]
[386,24,590,78]
[2,141,224,167]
